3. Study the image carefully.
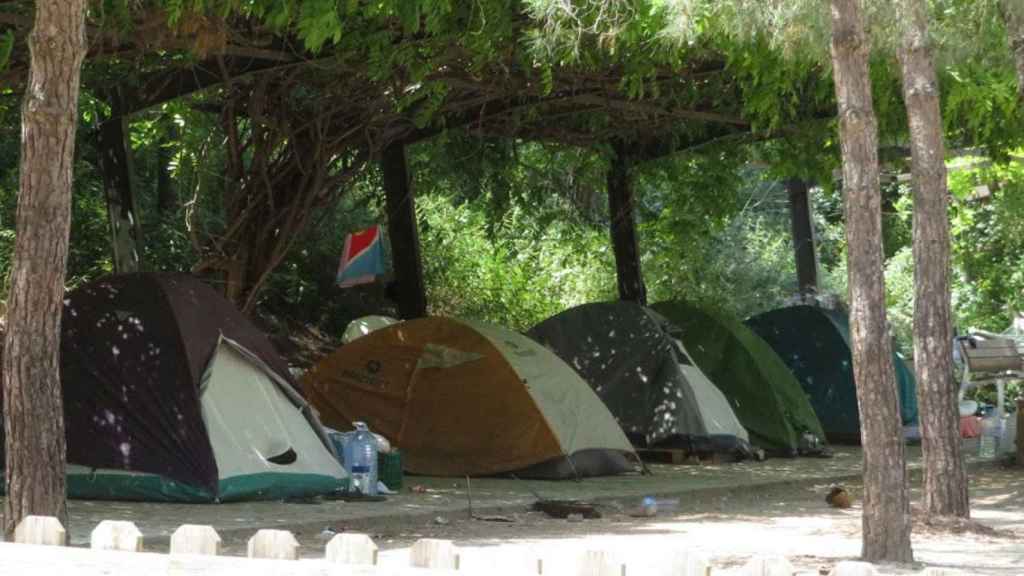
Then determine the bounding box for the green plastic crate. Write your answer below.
[377,450,403,491]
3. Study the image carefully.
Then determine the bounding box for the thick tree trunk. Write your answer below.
[607,142,646,305]
[1000,0,1024,98]
[2,0,87,539]
[786,179,819,296]
[829,0,914,563]
[381,142,428,319]
[897,0,970,520]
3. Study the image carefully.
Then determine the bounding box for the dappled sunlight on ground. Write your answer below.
[3,444,1017,573]
[375,504,1022,575]
[373,465,1023,575]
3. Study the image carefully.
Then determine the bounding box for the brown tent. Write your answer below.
[302,317,639,478]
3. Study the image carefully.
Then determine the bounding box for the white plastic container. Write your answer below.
[998,414,1017,455]
[979,415,999,459]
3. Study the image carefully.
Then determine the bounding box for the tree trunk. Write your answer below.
[897,0,970,520]
[96,90,142,273]
[381,142,428,319]
[786,178,819,296]
[607,141,646,305]
[3,0,87,539]
[1000,0,1024,99]
[829,0,914,563]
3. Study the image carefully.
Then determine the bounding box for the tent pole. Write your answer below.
[381,141,428,319]
[607,141,647,305]
[786,178,818,296]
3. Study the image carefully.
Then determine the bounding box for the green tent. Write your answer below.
[651,301,828,456]
[745,305,919,444]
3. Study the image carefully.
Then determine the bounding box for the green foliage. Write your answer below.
[245,136,620,333]
[942,65,1024,155]
[0,31,14,73]
[643,171,848,321]
[406,137,618,329]
[947,158,1024,332]
[0,0,1018,360]
[0,164,113,296]
[868,155,1024,352]
[719,35,832,135]
[418,194,616,330]
[884,246,915,349]
[635,147,749,303]
[294,0,345,51]
[0,97,115,298]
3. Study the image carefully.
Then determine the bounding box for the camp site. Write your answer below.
[1,1,1024,575]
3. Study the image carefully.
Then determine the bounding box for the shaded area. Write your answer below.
[13,444,1014,573]
[2,272,336,501]
[651,300,827,456]
[746,305,919,444]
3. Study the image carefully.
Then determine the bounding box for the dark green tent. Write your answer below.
[528,301,755,458]
[745,305,918,444]
[651,301,828,456]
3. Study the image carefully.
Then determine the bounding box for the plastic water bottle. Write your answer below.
[979,414,998,459]
[348,422,378,495]
[639,496,658,517]
[1001,415,1017,455]
[635,496,680,517]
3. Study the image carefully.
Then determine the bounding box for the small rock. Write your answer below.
[318,527,337,541]
[566,513,584,523]
[434,516,449,526]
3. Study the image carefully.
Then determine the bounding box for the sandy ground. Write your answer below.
[225,463,1022,575]
[6,446,1019,574]
[60,445,882,544]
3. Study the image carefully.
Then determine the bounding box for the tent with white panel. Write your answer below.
[12,273,351,502]
[528,301,754,459]
[304,316,640,478]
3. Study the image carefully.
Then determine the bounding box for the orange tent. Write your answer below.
[302,317,638,478]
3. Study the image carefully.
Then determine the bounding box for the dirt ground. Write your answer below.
[211,462,1022,575]
[6,446,1017,574]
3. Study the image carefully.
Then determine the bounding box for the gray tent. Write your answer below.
[528,301,754,458]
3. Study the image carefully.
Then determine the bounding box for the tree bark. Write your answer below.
[897,0,970,520]
[381,142,428,319]
[829,0,914,563]
[786,178,819,296]
[96,99,142,273]
[608,141,646,305]
[3,0,87,539]
[1000,0,1024,99]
